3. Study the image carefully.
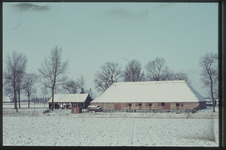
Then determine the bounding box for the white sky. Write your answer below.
[3,2,218,99]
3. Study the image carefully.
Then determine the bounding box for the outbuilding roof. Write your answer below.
[91,80,206,103]
[48,94,89,103]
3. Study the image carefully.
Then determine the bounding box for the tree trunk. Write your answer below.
[18,89,20,108]
[43,96,45,108]
[210,77,215,112]
[28,95,30,108]
[211,88,215,112]
[51,88,54,111]
[13,83,18,112]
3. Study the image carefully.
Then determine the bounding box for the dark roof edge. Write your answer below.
[185,82,207,102]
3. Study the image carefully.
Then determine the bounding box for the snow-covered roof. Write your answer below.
[3,97,11,102]
[91,80,207,103]
[48,94,89,103]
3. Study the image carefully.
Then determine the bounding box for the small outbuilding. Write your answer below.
[91,80,207,112]
[3,97,11,103]
[48,93,92,110]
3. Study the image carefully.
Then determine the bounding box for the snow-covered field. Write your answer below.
[3,103,219,147]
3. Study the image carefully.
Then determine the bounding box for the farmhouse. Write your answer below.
[48,90,92,109]
[91,80,207,112]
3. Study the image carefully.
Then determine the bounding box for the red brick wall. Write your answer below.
[92,102,199,110]
[162,103,170,109]
[76,107,79,113]
[71,107,81,113]
[114,103,122,109]
[158,103,162,106]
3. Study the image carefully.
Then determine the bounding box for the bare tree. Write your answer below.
[41,85,49,108]
[16,72,26,108]
[77,75,85,90]
[23,73,37,108]
[36,46,69,111]
[94,62,123,93]
[123,59,145,82]
[146,57,191,84]
[62,75,85,94]
[62,79,79,94]
[199,52,218,112]
[3,52,27,112]
[146,57,174,81]
[54,84,64,94]
[173,72,192,84]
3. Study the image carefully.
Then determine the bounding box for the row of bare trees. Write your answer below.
[3,47,218,113]
[3,52,27,112]
[3,46,86,112]
[3,51,55,111]
[94,58,191,93]
[94,52,218,113]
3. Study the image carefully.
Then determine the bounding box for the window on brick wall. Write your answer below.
[129,104,131,106]
[139,103,142,106]
[182,103,183,106]
[149,103,152,106]
[176,103,179,106]
[161,103,165,106]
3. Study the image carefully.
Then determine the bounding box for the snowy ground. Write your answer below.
[3,103,219,147]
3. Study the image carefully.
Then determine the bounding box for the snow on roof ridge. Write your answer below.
[48,93,89,103]
[113,80,186,85]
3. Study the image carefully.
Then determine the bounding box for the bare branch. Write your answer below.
[124,59,145,82]
[94,62,123,93]
[146,57,173,81]
[173,72,192,84]
[62,79,79,94]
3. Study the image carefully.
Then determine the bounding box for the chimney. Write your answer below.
[80,88,85,94]
[90,89,91,91]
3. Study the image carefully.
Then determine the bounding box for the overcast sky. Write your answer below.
[3,2,218,99]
